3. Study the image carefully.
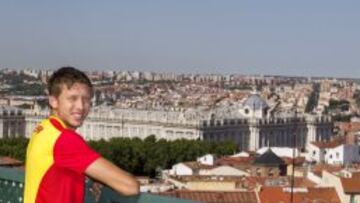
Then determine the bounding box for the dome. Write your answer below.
[243,94,268,110]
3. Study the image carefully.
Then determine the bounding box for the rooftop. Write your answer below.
[0,156,23,167]
[259,186,341,203]
[341,175,360,194]
[311,136,345,148]
[253,149,285,166]
[161,190,259,203]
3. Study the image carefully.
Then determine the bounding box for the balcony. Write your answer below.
[0,167,199,203]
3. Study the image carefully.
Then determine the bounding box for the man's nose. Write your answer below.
[76,98,85,110]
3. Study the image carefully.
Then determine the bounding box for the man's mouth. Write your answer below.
[72,113,84,120]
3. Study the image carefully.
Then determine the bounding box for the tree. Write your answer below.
[1,136,238,177]
[0,138,29,161]
[91,136,238,177]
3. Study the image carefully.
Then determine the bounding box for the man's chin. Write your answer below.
[67,121,83,129]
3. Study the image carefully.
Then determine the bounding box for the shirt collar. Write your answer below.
[49,115,68,131]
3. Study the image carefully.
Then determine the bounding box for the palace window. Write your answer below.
[256,168,261,177]
[268,168,274,177]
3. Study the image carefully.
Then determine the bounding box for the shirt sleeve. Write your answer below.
[54,130,100,174]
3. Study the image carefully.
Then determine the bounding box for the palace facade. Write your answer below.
[2,93,333,151]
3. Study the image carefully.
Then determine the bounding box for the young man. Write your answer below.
[24,67,139,203]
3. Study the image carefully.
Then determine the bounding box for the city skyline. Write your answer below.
[0,1,359,78]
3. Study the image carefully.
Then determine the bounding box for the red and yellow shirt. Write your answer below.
[24,116,100,203]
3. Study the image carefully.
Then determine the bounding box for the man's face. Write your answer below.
[49,82,92,129]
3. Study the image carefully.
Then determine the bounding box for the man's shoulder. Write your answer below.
[31,118,55,136]
[54,128,95,157]
[58,129,87,146]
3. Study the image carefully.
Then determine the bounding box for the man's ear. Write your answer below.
[49,96,58,109]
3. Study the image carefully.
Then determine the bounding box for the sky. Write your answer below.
[0,1,359,77]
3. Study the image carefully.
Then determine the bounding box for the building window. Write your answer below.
[313,150,316,155]
[268,168,274,177]
[245,109,249,114]
[229,119,235,125]
[256,168,261,177]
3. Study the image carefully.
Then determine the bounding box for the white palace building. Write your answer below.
[1,93,333,151]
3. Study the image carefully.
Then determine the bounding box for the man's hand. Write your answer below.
[85,157,140,196]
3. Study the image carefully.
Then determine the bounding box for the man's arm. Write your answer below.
[85,157,140,196]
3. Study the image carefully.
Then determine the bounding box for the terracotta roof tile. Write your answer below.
[311,136,345,148]
[215,156,255,167]
[259,187,340,203]
[341,176,360,194]
[305,187,341,203]
[350,171,360,179]
[0,156,22,166]
[260,186,300,203]
[161,190,259,203]
[311,164,343,177]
